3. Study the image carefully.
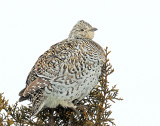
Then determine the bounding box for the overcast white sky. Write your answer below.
[0,0,160,125]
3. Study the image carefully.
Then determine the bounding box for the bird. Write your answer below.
[18,20,105,116]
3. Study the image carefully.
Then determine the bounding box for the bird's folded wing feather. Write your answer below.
[22,39,81,95]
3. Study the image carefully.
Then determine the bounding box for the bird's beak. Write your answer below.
[90,27,98,31]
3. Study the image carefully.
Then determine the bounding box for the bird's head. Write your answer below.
[68,20,97,39]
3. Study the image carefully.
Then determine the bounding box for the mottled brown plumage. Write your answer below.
[19,20,105,115]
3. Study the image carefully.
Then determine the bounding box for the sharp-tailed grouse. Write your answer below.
[19,20,105,115]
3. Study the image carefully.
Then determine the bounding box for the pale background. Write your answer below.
[0,0,160,125]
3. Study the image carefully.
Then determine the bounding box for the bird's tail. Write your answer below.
[32,100,45,116]
[31,89,46,116]
[19,88,29,102]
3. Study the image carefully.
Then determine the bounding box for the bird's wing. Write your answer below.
[19,39,80,98]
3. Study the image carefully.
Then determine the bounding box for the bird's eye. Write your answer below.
[80,29,84,31]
